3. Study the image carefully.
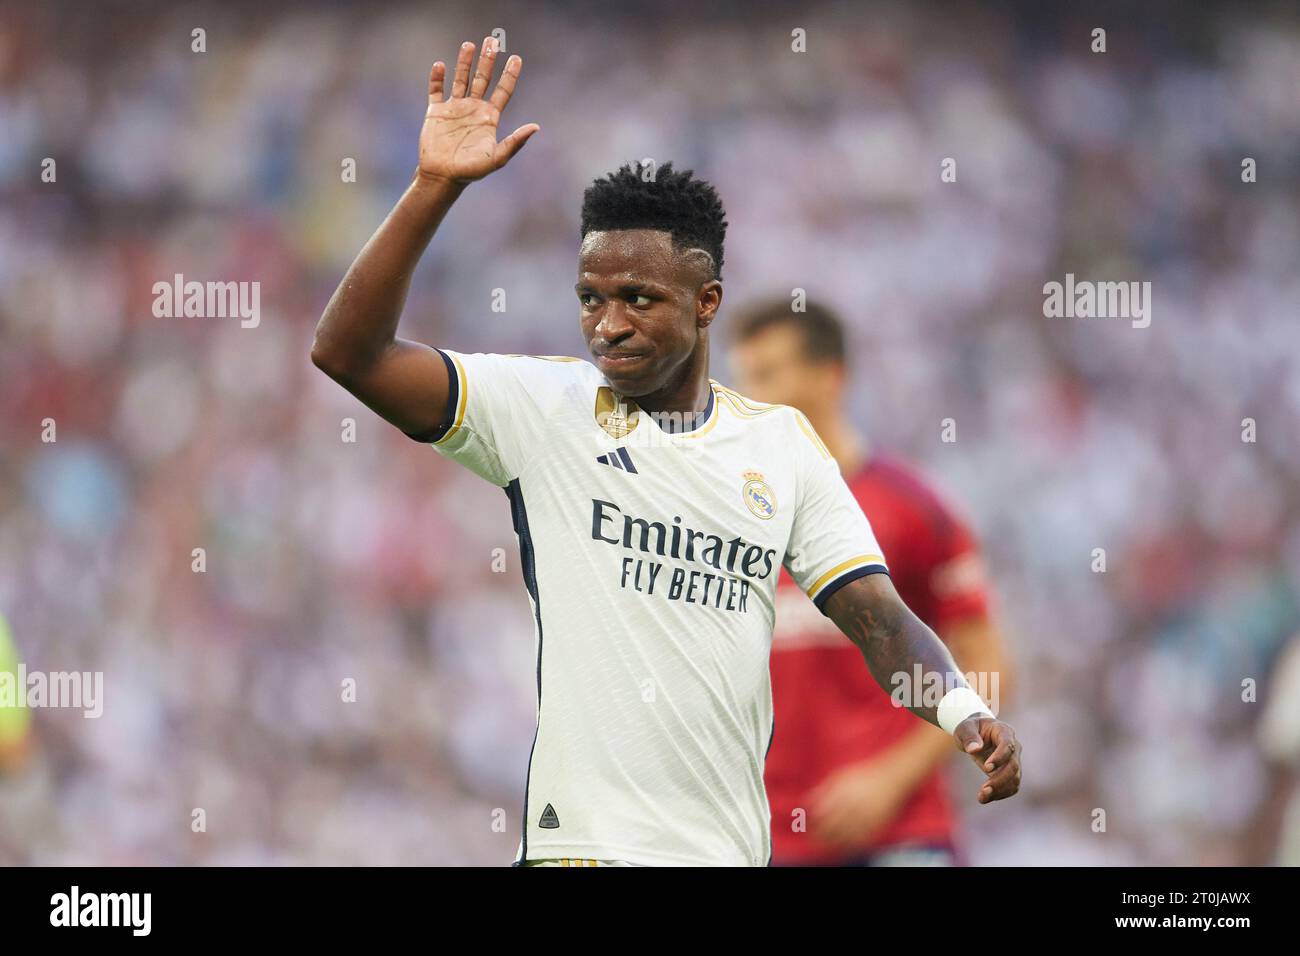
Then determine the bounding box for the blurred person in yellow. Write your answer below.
[0,613,33,775]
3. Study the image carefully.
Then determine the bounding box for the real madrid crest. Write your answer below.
[742,470,777,520]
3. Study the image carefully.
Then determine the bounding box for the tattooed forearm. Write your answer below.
[823,573,968,728]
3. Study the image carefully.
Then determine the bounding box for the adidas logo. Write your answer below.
[596,447,638,474]
[539,803,560,829]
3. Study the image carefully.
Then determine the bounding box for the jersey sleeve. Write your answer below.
[422,349,556,487]
[782,410,889,613]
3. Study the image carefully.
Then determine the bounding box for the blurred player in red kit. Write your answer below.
[730,301,1013,866]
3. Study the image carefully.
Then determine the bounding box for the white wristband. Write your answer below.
[937,686,993,735]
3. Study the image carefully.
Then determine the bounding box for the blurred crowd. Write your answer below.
[1,1,1298,864]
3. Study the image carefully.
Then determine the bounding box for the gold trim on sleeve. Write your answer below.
[805,554,886,597]
[434,351,469,445]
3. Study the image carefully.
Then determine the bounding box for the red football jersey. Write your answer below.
[766,453,990,864]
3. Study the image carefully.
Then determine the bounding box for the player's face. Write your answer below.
[577,229,719,398]
[730,323,841,418]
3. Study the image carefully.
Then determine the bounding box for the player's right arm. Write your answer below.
[310,38,539,439]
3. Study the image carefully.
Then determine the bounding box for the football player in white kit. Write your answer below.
[311,37,1022,866]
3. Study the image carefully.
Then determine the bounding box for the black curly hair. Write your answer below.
[580,161,728,280]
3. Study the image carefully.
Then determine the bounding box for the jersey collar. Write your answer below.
[655,384,717,434]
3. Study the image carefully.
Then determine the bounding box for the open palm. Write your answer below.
[420,37,539,185]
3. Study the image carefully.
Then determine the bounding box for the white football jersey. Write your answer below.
[427,348,888,866]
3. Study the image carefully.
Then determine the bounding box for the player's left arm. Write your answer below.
[822,575,1021,804]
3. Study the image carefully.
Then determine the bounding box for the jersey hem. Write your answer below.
[518,842,764,868]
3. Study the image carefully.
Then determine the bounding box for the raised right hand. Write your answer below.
[419,37,539,186]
